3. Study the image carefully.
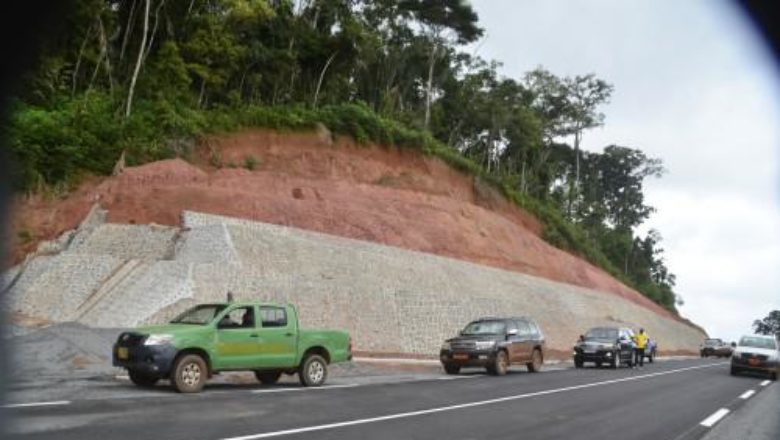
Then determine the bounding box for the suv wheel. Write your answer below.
[299,354,328,387]
[527,349,542,373]
[443,364,461,375]
[611,351,620,369]
[128,370,159,387]
[574,358,583,368]
[487,350,508,376]
[255,371,282,385]
[171,354,207,393]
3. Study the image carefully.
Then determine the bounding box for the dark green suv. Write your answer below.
[440,317,545,376]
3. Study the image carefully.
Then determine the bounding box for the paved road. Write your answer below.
[2,359,774,440]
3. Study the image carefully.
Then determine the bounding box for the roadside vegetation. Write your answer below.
[4,0,681,311]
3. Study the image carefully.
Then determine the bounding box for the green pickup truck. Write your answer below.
[112,302,352,393]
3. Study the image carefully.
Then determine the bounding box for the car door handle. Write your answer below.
[250,333,259,338]
[285,332,294,337]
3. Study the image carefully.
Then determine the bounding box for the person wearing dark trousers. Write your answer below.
[633,328,649,368]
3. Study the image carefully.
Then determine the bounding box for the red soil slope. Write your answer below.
[11,130,681,321]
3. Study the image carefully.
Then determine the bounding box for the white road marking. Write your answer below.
[739,389,755,400]
[760,380,771,387]
[222,362,726,440]
[437,375,481,380]
[700,408,730,428]
[2,400,71,409]
[251,384,359,394]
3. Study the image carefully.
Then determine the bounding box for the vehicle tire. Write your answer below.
[443,364,461,375]
[128,369,159,387]
[299,354,328,387]
[574,358,583,369]
[171,354,207,393]
[487,350,508,376]
[611,351,620,369]
[255,371,283,385]
[770,371,777,381]
[595,361,603,368]
[730,366,739,376]
[527,349,543,373]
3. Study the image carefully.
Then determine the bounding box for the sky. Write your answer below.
[468,0,780,342]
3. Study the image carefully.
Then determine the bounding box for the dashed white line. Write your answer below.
[251,384,359,394]
[2,400,71,409]
[700,408,730,428]
[222,362,725,440]
[760,380,771,387]
[739,389,756,400]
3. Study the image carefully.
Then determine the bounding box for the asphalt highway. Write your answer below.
[2,359,775,440]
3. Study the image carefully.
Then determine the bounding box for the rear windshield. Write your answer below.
[170,304,227,325]
[704,339,722,346]
[738,336,777,350]
[585,328,618,340]
[462,320,506,335]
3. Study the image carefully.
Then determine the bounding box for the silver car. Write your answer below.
[730,335,779,380]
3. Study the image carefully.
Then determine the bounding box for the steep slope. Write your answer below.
[11,130,688,324]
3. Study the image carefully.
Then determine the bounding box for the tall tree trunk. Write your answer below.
[72,24,94,96]
[143,0,165,63]
[119,0,138,64]
[424,42,438,131]
[312,51,337,108]
[125,0,150,118]
[98,17,114,93]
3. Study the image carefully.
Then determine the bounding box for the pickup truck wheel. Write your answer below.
[443,364,461,375]
[172,354,207,393]
[299,355,328,387]
[128,370,159,387]
[255,371,282,385]
[770,371,777,381]
[527,349,542,372]
[611,351,620,369]
[487,350,508,376]
[574,358,583,368]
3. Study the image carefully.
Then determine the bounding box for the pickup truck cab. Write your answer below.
[113,302,351,393]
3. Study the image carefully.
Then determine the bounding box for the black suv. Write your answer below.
[440,317,545,376]
[573,326,635,368]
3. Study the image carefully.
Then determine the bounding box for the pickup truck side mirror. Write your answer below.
[731,342,736,348]
[458,330,465,336]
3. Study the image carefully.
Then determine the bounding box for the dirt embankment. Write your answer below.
[10,130,690,324]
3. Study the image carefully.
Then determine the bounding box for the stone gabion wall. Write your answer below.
[6,210,706,356]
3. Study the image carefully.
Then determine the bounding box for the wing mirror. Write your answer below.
[730,342,736,348]
[507,328,518,337]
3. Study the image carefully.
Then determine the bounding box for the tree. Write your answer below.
[753,310,780,336]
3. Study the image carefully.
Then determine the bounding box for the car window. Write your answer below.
[462,320,506,335]
[260,307,288,328]
[527,321,540,336]
[218,306,254,329]
[516,320,532,337]
[738,336,777,350]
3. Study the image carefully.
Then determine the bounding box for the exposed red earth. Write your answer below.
[10,129,693,325]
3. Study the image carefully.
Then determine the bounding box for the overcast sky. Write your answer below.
[468,0,780,342]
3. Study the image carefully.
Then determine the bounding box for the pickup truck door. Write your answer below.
[215,305,263,369]
[257,306,298,368]
[515,320,534,363]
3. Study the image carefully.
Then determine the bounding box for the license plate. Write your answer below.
[584,348,597,354]
[453,353,469,360]
[748,358,760,366]
[117,347,128,360]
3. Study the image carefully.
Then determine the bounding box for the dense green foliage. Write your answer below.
[6,0,681,311]
[753,310,780,336]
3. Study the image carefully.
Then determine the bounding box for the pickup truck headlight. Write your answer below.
[144,334,174,346]
[441,342,451,351]
[475,340,496,349]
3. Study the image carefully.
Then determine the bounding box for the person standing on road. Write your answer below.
[633,328,649,368]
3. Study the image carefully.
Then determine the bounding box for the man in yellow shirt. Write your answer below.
[633,328,649,368]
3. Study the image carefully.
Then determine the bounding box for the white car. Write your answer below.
[730,335,779,381]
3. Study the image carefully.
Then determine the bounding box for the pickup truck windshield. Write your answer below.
[739,336,777,350]
[585,328,618,340]
[462,320,506,335]
[170,304,227,325]
[704,339,722,346]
